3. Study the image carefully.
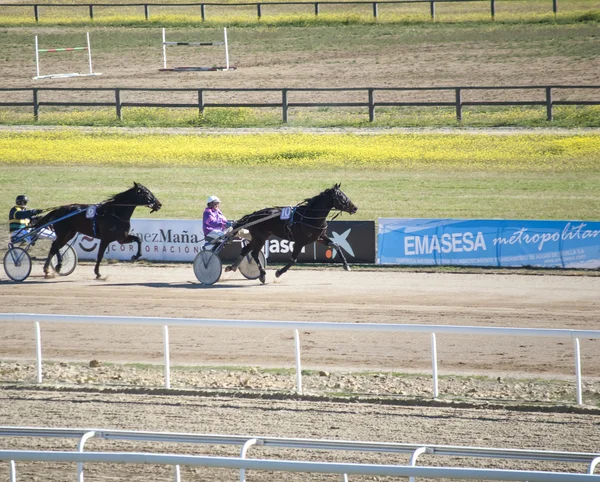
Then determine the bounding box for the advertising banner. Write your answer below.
[73,219,206,262]
[378,218,600,268]
[74,219,376,264]
[266,220,376,264]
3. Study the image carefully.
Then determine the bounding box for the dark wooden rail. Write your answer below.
[0,85,597,123]
[3,0,562,22]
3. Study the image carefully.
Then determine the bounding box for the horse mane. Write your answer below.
[102,185,136,205]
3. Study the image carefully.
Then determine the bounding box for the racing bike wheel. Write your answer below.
[50,245,78,276]
[193,250,222,285]
[4,247,32,282]
[238,251,267,280]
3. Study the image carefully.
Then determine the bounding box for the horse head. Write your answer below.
[132,182,162,212]
[329,183,358,215]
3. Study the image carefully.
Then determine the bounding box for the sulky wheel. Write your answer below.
[193,250,222,285]
[238,251,267,280]
[3,247,32,282]
[50,245,78,276]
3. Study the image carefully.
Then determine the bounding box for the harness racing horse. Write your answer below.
[32,182,162,279]
[225,183,357,284]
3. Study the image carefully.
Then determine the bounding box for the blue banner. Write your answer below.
[378,218,600,268]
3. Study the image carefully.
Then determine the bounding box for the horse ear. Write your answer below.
[133,181,139,187]
[335,182,341,189]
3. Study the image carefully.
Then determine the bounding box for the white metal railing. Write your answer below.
[1,426,599,482]
[1,313,599,405]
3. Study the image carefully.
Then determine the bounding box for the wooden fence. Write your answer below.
[0,85,598,123]
[3,0,563,23]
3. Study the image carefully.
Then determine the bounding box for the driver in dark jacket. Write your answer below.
[9,194,54,243]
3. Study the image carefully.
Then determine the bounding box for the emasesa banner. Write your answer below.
[73,219,376,264]
[378,218,600,268]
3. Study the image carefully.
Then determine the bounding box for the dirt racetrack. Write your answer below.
[1,264,600,481]
[1,263,599,376]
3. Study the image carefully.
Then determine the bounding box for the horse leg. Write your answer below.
[275,243,302,278]
[94,239,110,279]
[225,240,255,273]
[320,235,351,271]
[250,247,267,284]
[43,238,66,277]
[53,230,77,274]
[120,234,142,261]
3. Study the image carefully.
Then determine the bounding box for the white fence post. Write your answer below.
[409,446,429,482]
[164,325,171,389]
[239,438,260,482]
[77,431,95,482]
[9,460,16,482]
[574,337,582,405]
[431,333,438,399]
[294,329,302,395]
[35,321,42,384]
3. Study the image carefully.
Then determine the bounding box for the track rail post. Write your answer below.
[33,88,39,120]
[431,333,439,398]
[575,337,582,405]
[77,431,96,482]
[115,88,122,120]
[163,325,171,389]
[455,87,462,122]
[294,329,302,394]
[282,89,288,123]
[35,321,42,384]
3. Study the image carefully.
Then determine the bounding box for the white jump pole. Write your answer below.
[224,27,229,70]
[33,32,102,79]
[35,36,41,79]
[86,31,93,75]
[161,27,233,71]
[162,27,167,70]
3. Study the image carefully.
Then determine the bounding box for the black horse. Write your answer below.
[32,182,162,279]
[225,183,357,284]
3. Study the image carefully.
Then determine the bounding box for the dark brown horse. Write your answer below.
[32,182,162,279]
[225,183,357,283]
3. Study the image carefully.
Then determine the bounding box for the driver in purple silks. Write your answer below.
[203,195,233,247]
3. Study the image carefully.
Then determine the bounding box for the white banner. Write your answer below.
[73,218,206,262]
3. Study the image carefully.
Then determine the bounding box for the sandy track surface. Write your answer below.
[1,387,599,482]
[1,263,599,377]
[2,265,600,480]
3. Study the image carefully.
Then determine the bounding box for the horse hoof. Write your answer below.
[275,271,282,278]
[259,274,266,284]
[44,272,55,279]
[225,266,233,272]
[344,265,351,272]
[131,255,140,262]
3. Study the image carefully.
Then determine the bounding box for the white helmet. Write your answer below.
[207,195,220,205]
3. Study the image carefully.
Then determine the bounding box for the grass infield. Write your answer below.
[0,130,598,223]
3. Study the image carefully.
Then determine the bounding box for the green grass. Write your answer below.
[1,106,599,128]
[0,131,598,225]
